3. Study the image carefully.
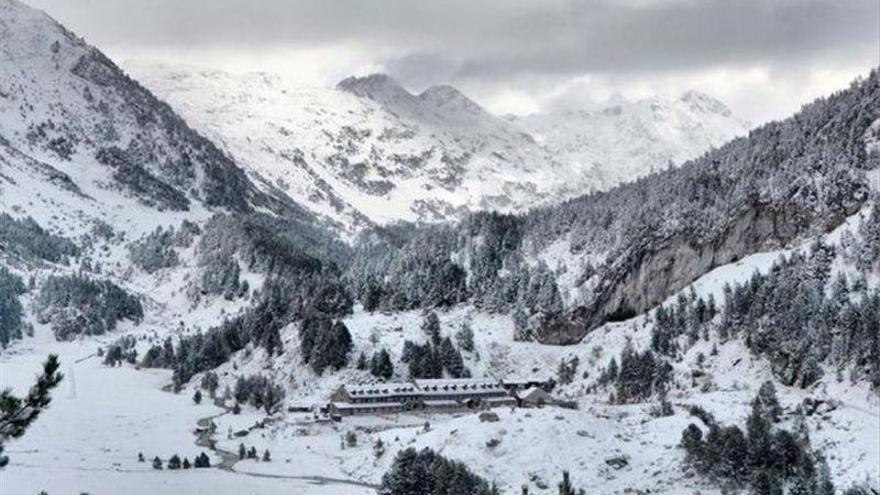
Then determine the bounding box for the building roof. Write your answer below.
[345,383,419,399]
[519,387,554,401]
[413,379,507,396]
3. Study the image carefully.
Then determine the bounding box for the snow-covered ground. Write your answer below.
[3,255,877,494]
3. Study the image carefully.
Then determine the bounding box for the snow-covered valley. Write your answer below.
[1,0,878,494]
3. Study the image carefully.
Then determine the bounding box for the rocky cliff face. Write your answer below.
[537,198,868,345]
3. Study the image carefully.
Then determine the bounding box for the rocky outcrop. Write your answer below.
[537,199,864,345]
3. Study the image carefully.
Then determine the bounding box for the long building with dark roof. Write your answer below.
[328,377,548,417]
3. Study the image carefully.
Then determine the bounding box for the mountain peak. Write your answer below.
[336,73,410,100]
[679,89,732,117]
[418,84,486,117]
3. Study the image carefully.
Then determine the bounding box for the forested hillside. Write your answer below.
[347,70,880,345]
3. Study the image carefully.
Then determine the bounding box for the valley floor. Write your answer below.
[1,304,877,495]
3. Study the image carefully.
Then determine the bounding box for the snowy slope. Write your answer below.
[125,63,749,232]
[510,91,749,190]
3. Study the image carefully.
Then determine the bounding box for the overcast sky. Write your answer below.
[27,0,879,124]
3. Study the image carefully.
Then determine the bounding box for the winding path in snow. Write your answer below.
[194,409,379,490]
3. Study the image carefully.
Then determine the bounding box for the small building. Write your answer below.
[327,376,550,417]
[502,376,552,393]
[518,386,556,407]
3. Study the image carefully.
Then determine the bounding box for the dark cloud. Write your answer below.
[26,0,879,122]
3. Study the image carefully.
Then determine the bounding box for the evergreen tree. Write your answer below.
[200,372,219,398]
[755,381,783,423]
[557,471,584,495]
[182,457,192,469]
[379,447,496,495]
[167,454,181,469]
[194,452,211,468]
[193,390,202,405]
[152,456,163,470]
[422,312,441,346]
[0,354,63,467]
[371,349,394,380]
[455,322,475,352]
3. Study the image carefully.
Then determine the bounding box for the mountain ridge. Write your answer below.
[127,64,750,234]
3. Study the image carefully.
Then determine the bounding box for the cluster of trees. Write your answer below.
[140,336,176,369]
[0,267,31,347]
[0,213,79,264]
[717,242,880,388]
[401,313,470,379]
[96,145,193,212]
[631,237,879,389]
[357,348,394,380]
[237,443,270,462]
[681,381,835,494]
[299,312,353,374]
[192,213,349,303]
[845,201,880,273]
[597,341,673,404]
[35,274,143,340]
[379,447,499,495]
[346,213,564,332]
[102,335,138,366]
[348,224,468,312]
[232,374,285,415]
[145,271,352,385]
[650,289,717,357]
[127,221,199,273]
[148,452,210,469]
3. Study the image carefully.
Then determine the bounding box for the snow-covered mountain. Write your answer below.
[0,0,326,246]
[125,63,749,233]
[2,1,878,494]
[509,90,749,188]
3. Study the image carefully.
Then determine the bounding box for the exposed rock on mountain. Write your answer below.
[126,65,749,234]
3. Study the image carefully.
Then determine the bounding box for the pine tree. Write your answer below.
[456,322,475,352]
[200,372,219,398]
[373,437,385,458]
[815,455,836,495]
[356,352,368,370]
[746,397,773,471]
[262,449,271,462]
[193,390,202,405]
[422,312,441,346]
[0,354,63,467]
[239,443,246,460]
[371,349,394,380]
[194,452,211,468]
[152,456,163,470]
[755,380,782,423]
[167,454,181,469]
[557,471,584,495]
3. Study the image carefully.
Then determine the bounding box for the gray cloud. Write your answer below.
[26,0,879,122]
